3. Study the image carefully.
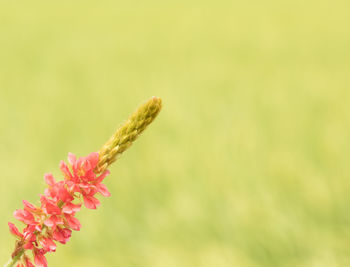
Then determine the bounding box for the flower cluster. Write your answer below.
[8,152,110,267]
[6,96,162,267]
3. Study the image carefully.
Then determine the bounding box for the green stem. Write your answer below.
[3,250,24,267]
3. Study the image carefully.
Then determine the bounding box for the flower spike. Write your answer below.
[5,97,162,267]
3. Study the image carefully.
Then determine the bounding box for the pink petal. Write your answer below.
[62,203,81,214]
[14,209,36,225]
[44,188,52,198]
[95,170,110,184]
[23,242,34,249]
[86,152,99,169]
[83,195,100,209]
[65,214,81,231]
[44,173,56,187]
[52,229,64,243]
[75,157,84,175]
[44,217,54,228]
[34,250,48,267]
[80,184,98,196]
[68,153,76,166]
[58,185,74,203]
[60,161,72,179]
[46,203,61,215]
[83,159,92,173]
[83,170,96,182]
[35,224,42,232]
[96,183,111,197]
[23,225,38,241]
[8,222,23,238]
[65,180,79,193]
[22,200,38,213]
[62,228,72,240]
[44,215,64,228]
[25,257,35,267]
[39,237,56,252]
[53,227,72,244]
[40,196,61,215]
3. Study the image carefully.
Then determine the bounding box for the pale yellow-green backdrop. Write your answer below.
[1,1,350,266]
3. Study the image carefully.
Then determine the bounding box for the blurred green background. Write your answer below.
[1,1,350,266]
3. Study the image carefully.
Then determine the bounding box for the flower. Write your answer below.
[60,152,111,210]
[8,152,111,266]
[6,97,162,266]
[33,248,47,267]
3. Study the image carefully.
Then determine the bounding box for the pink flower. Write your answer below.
[69,152,99,182]
[52,227,72,244]
[39,237,57,252]
[64,214,81,231]
[96,183,111,197]
[44,176,73,203]
[59,152,111,209]
[13,210,36,225]
[22,200,40,214]
[62,202,81,214]
[8,223,37,251]
[44,215,64,228]
[8,152,111,266]
[34,249,48,267]
[83,195,101,209]
[8,223,23,239]
[40,195,61,215]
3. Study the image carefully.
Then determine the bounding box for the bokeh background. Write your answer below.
[1,1,350,266]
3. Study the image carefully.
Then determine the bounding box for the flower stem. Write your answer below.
[4,250,24,267]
